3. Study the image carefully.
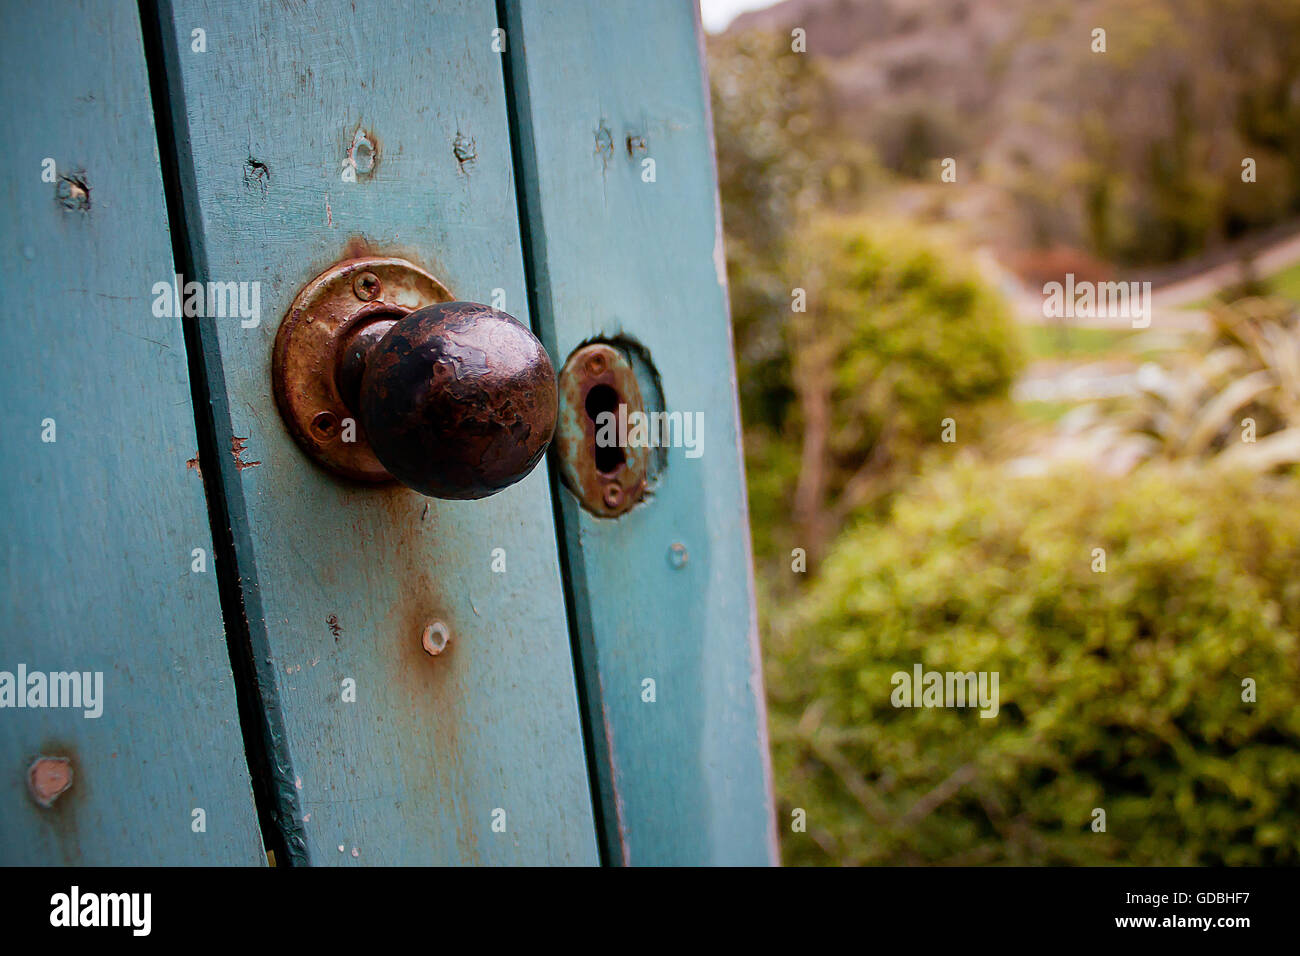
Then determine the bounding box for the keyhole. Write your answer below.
[585,383,626,475]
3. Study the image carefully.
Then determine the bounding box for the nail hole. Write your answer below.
[353,137,375,174]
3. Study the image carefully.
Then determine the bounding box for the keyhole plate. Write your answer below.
[556,342,648,517]
[271,255,453,482]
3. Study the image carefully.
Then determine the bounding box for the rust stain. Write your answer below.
[327,613,342,640]
[186,453,203,478]
[231,436,261,471]
[28,756,73,808]
[380,489,476,862]
[340,235,376,260]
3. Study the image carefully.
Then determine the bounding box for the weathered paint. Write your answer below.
[150,0,598,864]
[0,0,264,865]
[501,0,779,863]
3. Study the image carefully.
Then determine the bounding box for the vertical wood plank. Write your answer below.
[501,0,778,864]
[0,0,264,864]
[151,0,598,864]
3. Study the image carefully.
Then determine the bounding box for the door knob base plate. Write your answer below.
[272,256,454,483]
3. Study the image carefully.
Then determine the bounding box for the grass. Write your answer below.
[1269,260,1300,302]
[1024,324,1138,361]
[1017,400,1077,424]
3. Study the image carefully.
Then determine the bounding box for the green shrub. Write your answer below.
[757,216,1022,570]
[768,461,1300,865]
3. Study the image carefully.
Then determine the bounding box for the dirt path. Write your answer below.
[983,226,1300,332]
[1152,230,1300,308]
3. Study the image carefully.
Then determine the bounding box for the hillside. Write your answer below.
[718,0,1300,266]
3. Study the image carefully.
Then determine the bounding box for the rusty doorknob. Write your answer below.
[273,258,557,497]
[343,302,558,498]
[273,261,558,500]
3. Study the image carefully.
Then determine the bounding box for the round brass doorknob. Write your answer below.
[272,257,556,499]
[354,302,557,499]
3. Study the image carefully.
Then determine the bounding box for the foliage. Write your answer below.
[768,460,1300,865]
[709,32,1022,570]
[1077,296,1300,471]
[708,29,880,437]
[1042,0,1300,264]
[713,0,1300,267]
[777,216,1023,565]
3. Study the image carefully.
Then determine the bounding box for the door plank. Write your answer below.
[501,0,778,864]
[0,0,264,865]
[150,0,598,864]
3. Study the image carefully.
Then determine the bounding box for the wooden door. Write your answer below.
[0,1,263,865]
[502,0,777,865]
[2,0,774,867]
[147,0,598,866]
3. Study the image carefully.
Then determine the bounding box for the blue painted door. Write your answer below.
[502,0,777,864]
[0,0,264,865]
[2,0,774,866]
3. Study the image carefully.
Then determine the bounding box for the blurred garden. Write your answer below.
[707,0,1300,865]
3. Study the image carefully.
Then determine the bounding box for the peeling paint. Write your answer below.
[452,131,477,170]
[594,121,614,170]
[55,173,90,212]
[230,435,261,471]
[242,156,270,197]
[349,129,377,175]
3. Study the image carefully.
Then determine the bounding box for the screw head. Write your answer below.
[422,621,450,657]
[353,271,381,302]
[28,756,73,808]
[602,483,623,509]
[310,410,339,440]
